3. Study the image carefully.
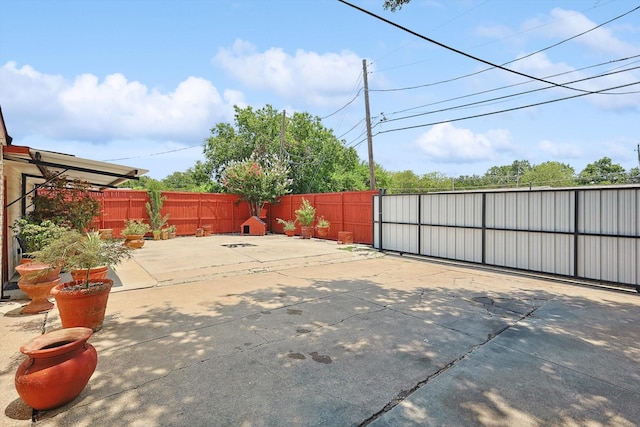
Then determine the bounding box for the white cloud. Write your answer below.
[415,122,515,162]
[213,39,364,108]
[0,61,240,142]
[544,8,638,58]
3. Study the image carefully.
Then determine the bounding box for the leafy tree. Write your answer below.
[383,0,411,12]
[453,174,485,190]
[520,161,575,187]
[484,160,532,188]
[577,157,626,185]
[222,153,291,216]
[202,104,365,194]
[29,176,101,231]
[388,170,421,194]
[119,176,162,190]
[628,167,640,184]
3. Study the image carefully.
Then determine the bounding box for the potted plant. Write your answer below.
[295,198,316,239]
[276,218,296,237]
[35,230,132,331]
[315,216,330,238]
[10,218,70,262]
[146,185,169,241]
[122,219,151,249]
[166,225,177,239]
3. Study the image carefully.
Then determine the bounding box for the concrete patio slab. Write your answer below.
[1,234,638,426]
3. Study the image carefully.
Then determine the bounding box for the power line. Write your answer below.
[104,143,202,162]
[381,65,640,124]
[378,80,640,134]
[338,0,640,95]
[379,55,640,118]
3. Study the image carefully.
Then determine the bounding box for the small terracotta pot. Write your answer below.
[300,226,313,239]
[51,279,113,331]
[316,226,329,238]
[123,234,145,249]
[285,229,295,237]
[15,327,97,410]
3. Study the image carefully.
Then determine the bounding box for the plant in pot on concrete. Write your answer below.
[315,216,330,238]
[295,198,316,239]
[146,185,169,241]
[35,230,132,331]
[12,227,77,314]
[276,218,296,237]
[11,218,70,262]
[122,219,151,249]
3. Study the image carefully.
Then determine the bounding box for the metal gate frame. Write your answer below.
[373,186,640,290]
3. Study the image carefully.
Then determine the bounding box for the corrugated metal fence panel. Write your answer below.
[580,188,638,236]
[383,223,417,253]
[578,236,638,284]
[421,226,482,262]
[379,187,640,284]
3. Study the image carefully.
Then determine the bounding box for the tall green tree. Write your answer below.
[202,104,365,194]
[577,157,626,185]
[521,161,575,187]
[484,160,532,187]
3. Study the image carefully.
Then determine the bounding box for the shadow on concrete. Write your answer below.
[13,277,640,426]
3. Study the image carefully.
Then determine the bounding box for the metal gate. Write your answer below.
[373,186,640,289]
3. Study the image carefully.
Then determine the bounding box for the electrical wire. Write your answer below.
[338,0,640,95]
[381,65,640,124]
[377,80,640,134]
[379,55,640,117]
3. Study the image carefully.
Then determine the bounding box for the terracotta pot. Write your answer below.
[15,327,97,410]
[300,226,313,239]
[98,229,113,240]
[14,263,62,284]
[316,226,329,238]
[51,279,113,331]
[123,234,145,249]
[161,230,169,240]
[168,232,176,239]
[70,266,109,282]
[17,277,60,314]
[285,229,295,237]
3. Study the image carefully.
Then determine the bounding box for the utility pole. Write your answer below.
[636,144,640,168]
[362,59,376,190]
[280,110,286,160]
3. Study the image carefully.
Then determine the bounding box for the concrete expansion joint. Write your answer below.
[360,299,546,426]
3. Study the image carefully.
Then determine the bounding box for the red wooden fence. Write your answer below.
[90,190,376,244]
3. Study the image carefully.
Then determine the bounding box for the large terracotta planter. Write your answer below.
[51,279,113,331]
[17,278,60,314]
[14,263,62,284]
[70,266,109,282]
[15,327,97,410]
[300,226,313,239]
[123,234,145,249]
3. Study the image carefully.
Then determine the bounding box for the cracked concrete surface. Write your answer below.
[1,234,639,426]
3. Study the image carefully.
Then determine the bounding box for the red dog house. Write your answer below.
[241,216,266,236]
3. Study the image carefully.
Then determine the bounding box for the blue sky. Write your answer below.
[1,0,639,180]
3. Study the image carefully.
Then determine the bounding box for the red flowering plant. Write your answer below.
[223,153,291,217]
